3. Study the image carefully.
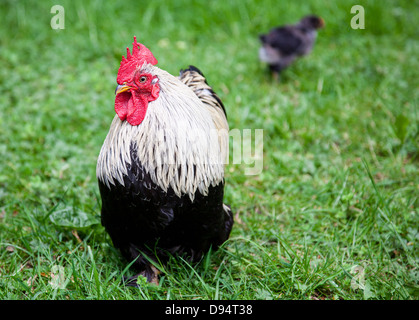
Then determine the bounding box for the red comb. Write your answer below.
[116,36,158,84]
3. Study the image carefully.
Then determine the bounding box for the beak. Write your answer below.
[319,18,325,28]
[115,84,131,95]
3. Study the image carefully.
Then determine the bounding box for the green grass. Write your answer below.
[0,0,418,300]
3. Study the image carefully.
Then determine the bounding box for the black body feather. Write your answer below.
[99,141,233,281]
[260,27,304,56]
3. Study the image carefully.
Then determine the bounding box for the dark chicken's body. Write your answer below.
[97,39,233,284]
[259,15,324,79]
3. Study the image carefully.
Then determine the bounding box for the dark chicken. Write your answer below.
[259,15,324,80]
[96,37,233,285]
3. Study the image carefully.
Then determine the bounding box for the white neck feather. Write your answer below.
[96,65,227,201]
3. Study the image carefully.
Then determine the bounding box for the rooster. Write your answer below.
[259,15,324,80]
[96,37,234,285]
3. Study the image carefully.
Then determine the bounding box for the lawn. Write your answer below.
[0,0,418,300]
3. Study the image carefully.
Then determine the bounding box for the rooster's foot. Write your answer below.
[122,264,160,287]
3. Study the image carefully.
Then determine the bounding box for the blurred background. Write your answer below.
[0,0,418,299]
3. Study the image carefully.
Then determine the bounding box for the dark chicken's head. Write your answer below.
[114,36,160,126]
[300,15,325,30]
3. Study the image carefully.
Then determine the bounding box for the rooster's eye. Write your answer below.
[139,76,147,83]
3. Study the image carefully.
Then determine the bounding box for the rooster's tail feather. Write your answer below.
[179,65,227,118]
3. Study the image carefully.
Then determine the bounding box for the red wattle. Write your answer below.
[115,91,130,121]
[114,82,159,126]
[126,92,147,126]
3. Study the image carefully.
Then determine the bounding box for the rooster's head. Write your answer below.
[115,36,159,126]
